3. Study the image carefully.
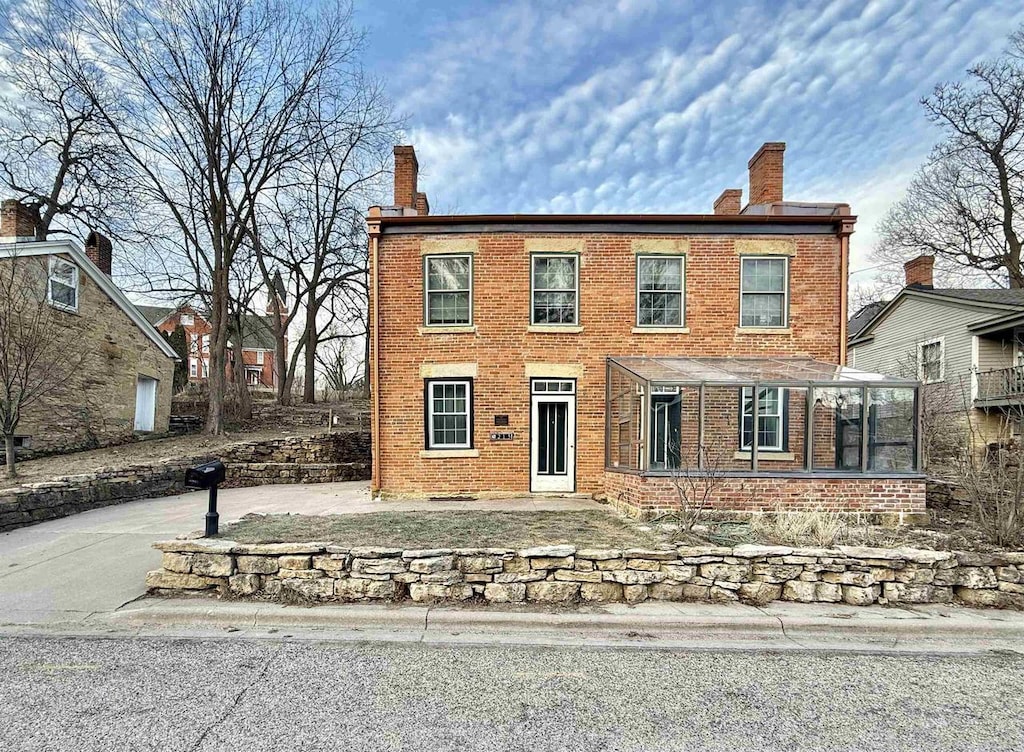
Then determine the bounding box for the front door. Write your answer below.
[530,379,576,493]
[134,376,158,432]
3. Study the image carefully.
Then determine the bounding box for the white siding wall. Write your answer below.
[849,296,1005,399]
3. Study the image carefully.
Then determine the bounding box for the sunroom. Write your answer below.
[605,356,921,478]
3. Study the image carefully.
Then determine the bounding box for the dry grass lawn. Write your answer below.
[220,510,661,549]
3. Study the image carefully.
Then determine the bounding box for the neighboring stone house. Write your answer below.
[848,255,1024,450]
[0,200,178,457]
[368,144,925,518]
[137,293,285,392]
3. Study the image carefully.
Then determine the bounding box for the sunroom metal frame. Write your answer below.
[605,356,923,478]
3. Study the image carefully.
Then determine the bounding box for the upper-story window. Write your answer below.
[180,313,195,326]
[531,254,578,325]
[424,254,472,326]
[636,256,685,327]
[739,257,788,328]
[918,338,944,383]
[47,256,79,312]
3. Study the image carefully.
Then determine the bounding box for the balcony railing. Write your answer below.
[976,365,1024,403]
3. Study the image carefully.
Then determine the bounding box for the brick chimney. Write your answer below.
[85,231,113,275]
[1,199,39,240]
[394,145,419,210]
[414,192,430,216]
[904,255,934,289]
[713,188,742,215]
[747,142,785,205]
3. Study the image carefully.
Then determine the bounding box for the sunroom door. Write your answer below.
[530,380,576,493]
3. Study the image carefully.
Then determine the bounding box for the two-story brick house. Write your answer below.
[0,200,178,458]
[368,145,925,519]
[138,287,285,391]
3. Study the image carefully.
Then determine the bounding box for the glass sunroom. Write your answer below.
[606,357,921,476]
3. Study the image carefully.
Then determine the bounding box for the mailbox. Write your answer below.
[185,460,226,490]
[186,460,225,536]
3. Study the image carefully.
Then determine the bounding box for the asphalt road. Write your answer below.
[2,634,1020,752]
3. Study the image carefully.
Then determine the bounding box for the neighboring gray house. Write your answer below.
[848,255,1024,448]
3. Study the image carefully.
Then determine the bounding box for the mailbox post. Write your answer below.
[185,460,226,536]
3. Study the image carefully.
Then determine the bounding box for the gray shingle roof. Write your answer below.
[920,288,1024,305]
[135,304,175,326]
[847,300,887,338]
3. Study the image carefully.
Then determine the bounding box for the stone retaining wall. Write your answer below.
[0,431,370,532]
[146,540,1024,610]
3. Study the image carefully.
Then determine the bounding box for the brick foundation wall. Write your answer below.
[372,231,846,498]
[603,470,926,519]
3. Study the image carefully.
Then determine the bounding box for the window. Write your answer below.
[637,256,685,327]
[189,359,198,378]
[424,255,472,325]
[918,339,944,383]
[531,254,578,325]
[245,367,262,387]
[47,256,79,312]
[180,314,194,326]
[740,257,787,327]
[425,379,472,449]
[741,387,785,451]
[201,334,210,353]
[255,350,264,365]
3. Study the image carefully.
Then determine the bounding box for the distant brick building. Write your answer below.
[137,289,285,391]
[0,200,178,457]
[367,145,925,518]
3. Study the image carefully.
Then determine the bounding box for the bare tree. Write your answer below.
[0,3,135,240]
[0,254,84,477]
[253,79,396,404]
[59,0,370,433]
[874,26,1024,287]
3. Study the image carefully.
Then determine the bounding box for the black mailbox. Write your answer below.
[185,460,226,490]
[186,460,226,536]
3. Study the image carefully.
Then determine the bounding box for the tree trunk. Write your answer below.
[4,433,16,478]
[230,327,253,420]
[303,328,317,403]
[362,321,370,400]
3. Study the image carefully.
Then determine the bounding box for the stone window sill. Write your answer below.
[733,451,796,462]
[632,326,690,334]
[528,324,584,334]
[418,325,477,335]
[735,327,792,335]
[419,449,480,459]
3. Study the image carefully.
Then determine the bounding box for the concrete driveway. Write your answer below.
[0,482,602,626]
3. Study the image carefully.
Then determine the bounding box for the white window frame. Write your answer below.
[47,256,79,313]
[636,255,685,328]
[180,313,195,326]
[426,379,472,449]
[189,359,198,378]
[245,366,262,386]
[531,253,579,326]
[740,387,785,451]
[201,334,210,353]
[739,256,788,328]
[255,349,265,365]
[423,254,473,326]
[918,337,945,384]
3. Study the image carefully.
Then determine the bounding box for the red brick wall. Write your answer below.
[604,470,926,516]
[372,231,847,499]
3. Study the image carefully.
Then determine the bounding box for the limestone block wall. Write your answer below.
[146,540,1024,610]
[0,432,370,532]
[7,253,175,458]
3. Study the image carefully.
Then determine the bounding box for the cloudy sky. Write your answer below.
[354,0,1024,282]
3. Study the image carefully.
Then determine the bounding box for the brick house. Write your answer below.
[368,145,925,519]
[137,287,285,391]
[0,200,178,457]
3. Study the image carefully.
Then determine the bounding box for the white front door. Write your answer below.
[134,376,158,432]
[530,379,576,493]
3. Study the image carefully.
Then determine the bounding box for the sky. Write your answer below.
[353,0,1024,284]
